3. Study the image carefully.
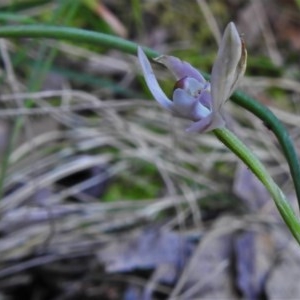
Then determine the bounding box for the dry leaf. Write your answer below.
[234,230,274,300]
[233,163,270,212]
[266,241,300,299]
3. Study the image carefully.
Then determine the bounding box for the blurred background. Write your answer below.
[0,0,300,299]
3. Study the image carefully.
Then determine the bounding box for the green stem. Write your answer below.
[0,24,299,214]
[214,128,300,244]
[0,25,158,58]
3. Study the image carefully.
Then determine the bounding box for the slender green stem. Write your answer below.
[0,24,299,213]
[0,25,158,58]
[214,128,300,244]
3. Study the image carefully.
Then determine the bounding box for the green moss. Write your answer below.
[103,160,162,201]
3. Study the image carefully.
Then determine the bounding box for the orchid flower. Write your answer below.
[138,22,247,133]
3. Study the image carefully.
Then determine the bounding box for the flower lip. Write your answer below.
[172,88,211,120]
[173,76,205,99]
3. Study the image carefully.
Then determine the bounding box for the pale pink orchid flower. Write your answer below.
[138,22,247,133]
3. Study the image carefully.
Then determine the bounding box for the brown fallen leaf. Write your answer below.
[233,163,270,212]
[266,240,300,299]
[234,230,275,300]
[97,226,194,283]
[171,216,242,299]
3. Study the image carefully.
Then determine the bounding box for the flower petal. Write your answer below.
[185,115,213,133]
[211,22,246,110]
[173,89,211,120]
[155,55,206,84]
[138,47,174,111]
[198,88,212,110]
[186,112,225,133]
